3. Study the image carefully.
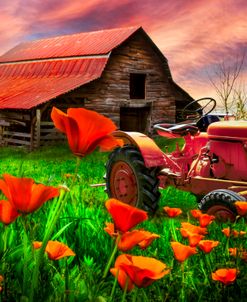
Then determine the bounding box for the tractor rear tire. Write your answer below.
[199,189,246,221]
[105,145,160,212]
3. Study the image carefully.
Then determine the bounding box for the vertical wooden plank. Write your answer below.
[36,109,41,149]
[0,126,3,146]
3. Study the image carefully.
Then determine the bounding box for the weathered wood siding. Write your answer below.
[50,31,186,133]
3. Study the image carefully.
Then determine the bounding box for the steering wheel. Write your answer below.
[181,97,216,120]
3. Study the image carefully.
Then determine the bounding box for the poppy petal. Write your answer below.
[0,179,11,200]
[97,135,123,152]
[0,200,20,225]
[104,222,118,237]
[164,206,182,217]
[2,174,33,211]
[188,233,204,247]
[33,241,43,249]
[171,241,197,262]
[235,201,247,216]
[51,107,68,133]
[190,209,202,219]
[29,184,60,213]
[117,230,158,252]
[181,222,208,235]
[199,214,215,227]
[138,233,160,250]
[52,107,80,155]
[45,241,76,260]
[110,267,134,292]
[68,108,117,155]
[105,199,148,232]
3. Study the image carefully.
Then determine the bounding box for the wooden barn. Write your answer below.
[0,26,193,149]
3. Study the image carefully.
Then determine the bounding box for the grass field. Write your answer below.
[0,142,246,302]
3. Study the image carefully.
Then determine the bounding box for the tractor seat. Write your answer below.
[208,121,247,141]
[154,123,199,138]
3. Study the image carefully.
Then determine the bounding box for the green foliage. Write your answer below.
[0,145,246,301]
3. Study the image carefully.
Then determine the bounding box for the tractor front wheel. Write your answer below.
[105,145,160,212]
[199,189,246,221]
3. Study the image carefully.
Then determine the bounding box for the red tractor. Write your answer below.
[105,98,247,220]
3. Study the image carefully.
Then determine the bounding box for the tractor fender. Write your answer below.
[112,130,166,168]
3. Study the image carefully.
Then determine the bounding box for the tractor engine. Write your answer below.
[192,121,247,181]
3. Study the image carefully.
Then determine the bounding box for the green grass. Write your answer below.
[0,143,246,302]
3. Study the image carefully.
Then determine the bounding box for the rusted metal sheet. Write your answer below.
[0,57,108,109]
[0,27,139,62]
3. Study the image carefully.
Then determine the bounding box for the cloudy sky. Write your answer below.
[0,0,246,101]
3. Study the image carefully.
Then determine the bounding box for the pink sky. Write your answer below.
[0,0,246,102]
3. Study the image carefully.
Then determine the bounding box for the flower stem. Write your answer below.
[110,268,119,301]
[20,215,30,298]
[2,226,9,272]
[121,276,129,302]
[29,189,69,302]
[180,261,186,302]
[65,258,69,302]
[72,157,81,185]
[170,219,178,241]
[102,234,121,279]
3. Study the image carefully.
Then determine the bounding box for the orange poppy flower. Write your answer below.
[235,201,247,216]
[51,107,123,157]
[171,241,197,262]
[199,214,215,227]
[0,174,59,213]
[198,240,219,253]
[138,232,160,250]
[0,200,20,225]
[190,209,202,219]
[187,232,205,247]
[212,268,237,285]
[33,240,75,260]
[229,248,247,262]
[105,199,148,232]
[222,227,231,237]
[33,241,42,249]
[232,230,246,237]
[181,222,208,235]
[112,254,170,288]
[117,230,160,251]
[163,206,182,217]
[180,228,204,246]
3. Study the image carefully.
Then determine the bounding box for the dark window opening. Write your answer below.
[129,73,146,99]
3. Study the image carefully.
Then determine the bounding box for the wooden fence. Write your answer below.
[0,109,65,150]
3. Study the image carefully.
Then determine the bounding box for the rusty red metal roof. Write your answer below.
[0,57,108,109]
[0,26,143,110]
[0,26,140,63]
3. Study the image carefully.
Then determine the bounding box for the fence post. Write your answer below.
[35,109,41,149]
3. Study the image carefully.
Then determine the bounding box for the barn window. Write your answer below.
[129,73,146,99]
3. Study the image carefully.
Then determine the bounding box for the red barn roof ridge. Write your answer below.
[0,26,141,63]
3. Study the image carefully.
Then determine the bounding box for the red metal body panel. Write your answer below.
[0,58,107,109]
[208,121,247,141]
[112,131,167,168]
[0,27,139,62]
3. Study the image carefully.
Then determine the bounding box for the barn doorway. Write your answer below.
[120,106,151,132]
